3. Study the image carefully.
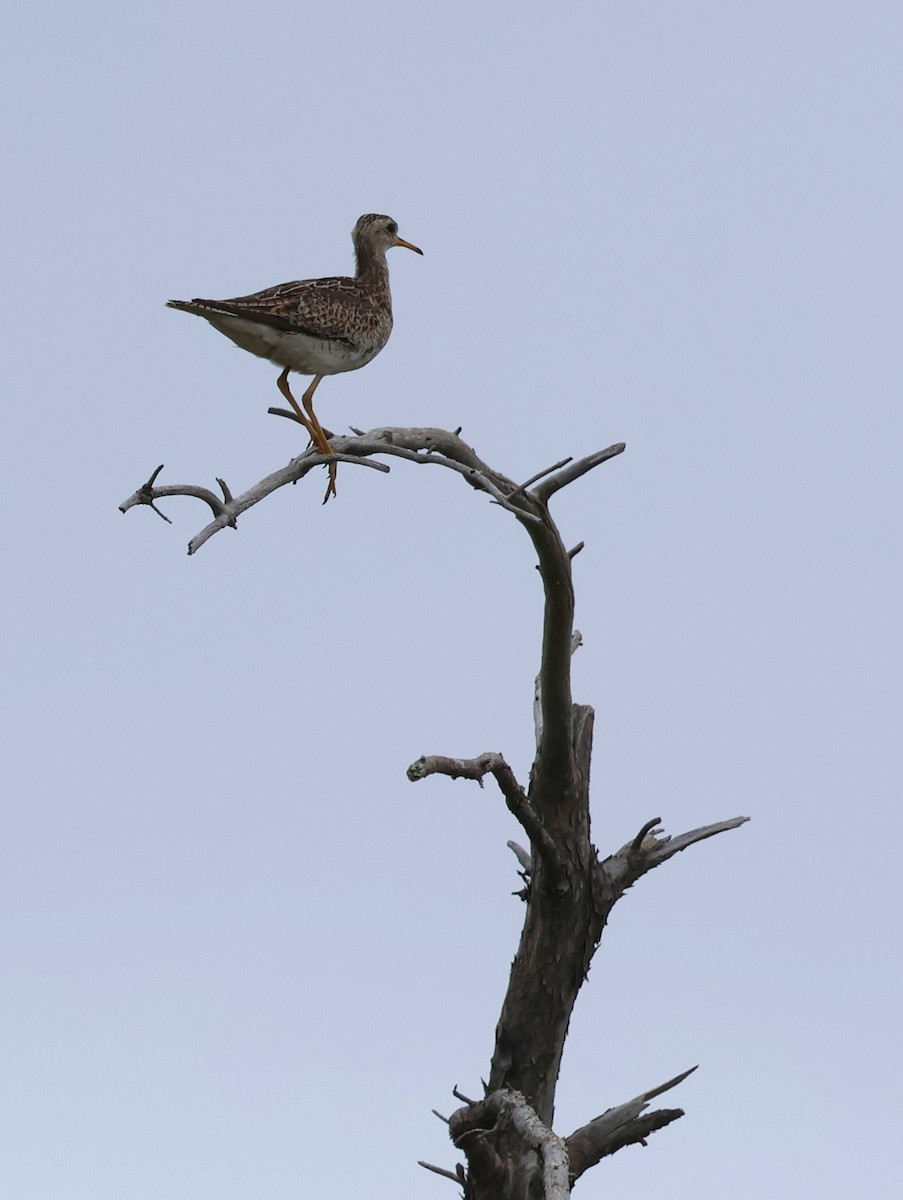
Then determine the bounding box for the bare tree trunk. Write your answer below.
[122,424,748,1197]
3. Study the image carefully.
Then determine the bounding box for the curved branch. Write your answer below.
[630,816,662,856]
[120,450,388,551]
[406,753,499,786]
[339,429,543,522]
[118,464,233,525]
[118,426,557,554]
[407,753,565,888]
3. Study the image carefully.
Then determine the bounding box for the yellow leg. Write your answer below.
[301,375,338,504]
[277,368,337,502]
[277,368,318,442]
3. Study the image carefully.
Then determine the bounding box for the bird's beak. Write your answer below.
[394,235,424,255]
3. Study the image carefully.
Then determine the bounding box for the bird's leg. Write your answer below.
[301,375,338,504]
[276,369,337,502]
[277,368,319,442]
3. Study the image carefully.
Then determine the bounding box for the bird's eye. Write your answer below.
[386,221,398,235]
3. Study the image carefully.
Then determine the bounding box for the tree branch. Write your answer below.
[533,443,626,503]
[639,815,751,865]
[336,430,542,523]
[418,1160,463,1184]
[119,427,555,554]
[566,1067,696,1180]
[599,815,750,903]
[407,753,565,888]
[507,841,532,874]
[407,753,509,787]
[118,464,236,525]
[120,450,388,551]
[504,457,573,500]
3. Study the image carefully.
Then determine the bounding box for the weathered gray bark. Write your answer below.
[121,424,748,1198]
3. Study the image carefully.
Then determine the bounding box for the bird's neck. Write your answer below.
[354,244,391,290]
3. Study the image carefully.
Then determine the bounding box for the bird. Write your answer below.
[167,214,423,502]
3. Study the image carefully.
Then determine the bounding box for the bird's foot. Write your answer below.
[321,460,338,504]
[311,430,337,503]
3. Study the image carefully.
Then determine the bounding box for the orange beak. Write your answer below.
[393,235,424,256]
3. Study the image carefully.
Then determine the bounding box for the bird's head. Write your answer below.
[353,213,423,257]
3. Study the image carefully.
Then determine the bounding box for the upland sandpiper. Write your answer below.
[167,214,423,501]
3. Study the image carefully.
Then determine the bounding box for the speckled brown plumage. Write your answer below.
[167,214,423,502]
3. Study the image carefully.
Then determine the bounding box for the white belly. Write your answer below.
[204,314,381,377]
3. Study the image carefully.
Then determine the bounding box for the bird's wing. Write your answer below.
[173,277,368,347]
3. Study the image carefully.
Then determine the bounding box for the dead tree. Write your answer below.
[121,423,748,1199]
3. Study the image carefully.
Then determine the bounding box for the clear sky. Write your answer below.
[3,2,901,1197]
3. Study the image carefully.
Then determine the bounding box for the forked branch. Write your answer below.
[533,443,627,503]
[119,427,623,555]
[566,1067,697,1179]
[598,814,750,906]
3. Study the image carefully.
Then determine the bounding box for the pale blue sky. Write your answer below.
[3,3,901,1197]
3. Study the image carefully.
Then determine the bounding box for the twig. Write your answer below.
[639,1065,698,1103]
[453,1087,477,1106]
[504,457,573,500]
[118,464,168,523]
[630,817,662,857]
[507,839,532,899]
[418,1161,461,1184]
[507,841,532,873]
[183,451,388,554]
[119,474,235,525]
